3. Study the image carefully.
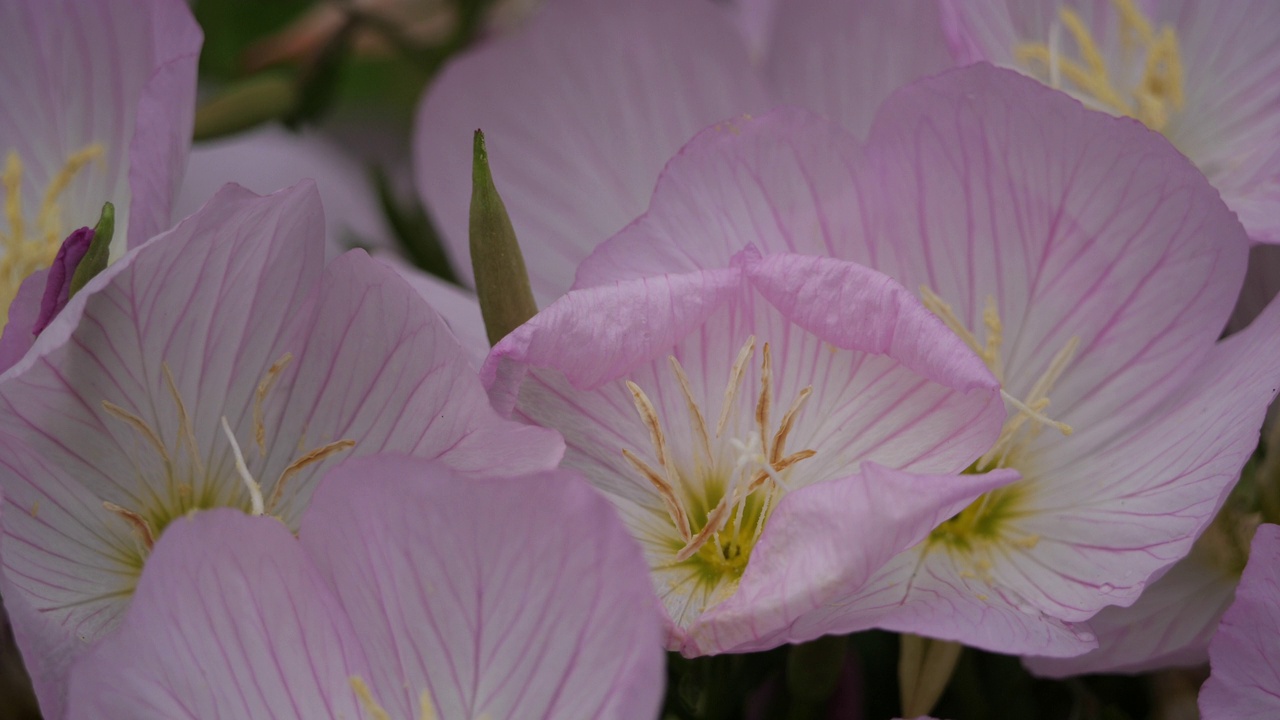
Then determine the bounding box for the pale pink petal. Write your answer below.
[575,108,865,288]
[0,0,200,251]
[0,267,48,372]
[726,0,778,60]
[259,250,563,525]
[940,0,1280,244]
[379,254,489,368]
[1200,524,1280,719]
[1025,543,1237,677]
[1012,290,1280,620]
[65,511,368,720]
[1160,0,1280,245]
[415,0,768,301]
[765,0,955,138]
[863,64,1247,442]
[175,126,394,257]
[301,455,665,720]
[796,544,1098,658]
[689,464,1020,655]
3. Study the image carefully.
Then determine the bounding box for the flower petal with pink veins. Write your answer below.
[1025,540,1238,677]
[1200,524,1280,719]
[302,455,665,720]
[575,108,866,289]
[415,0,767,301]
[764,0,955,139]
[65,511,370,720]
[0,0,200,252]
[939,0,1280,244]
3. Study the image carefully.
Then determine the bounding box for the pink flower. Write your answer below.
[939,0,1280,244]
[1199,523,1280,719]
[0,182,562,717]
[579,64,1280,657]
[415,0,953,304]
[0,0,201,341]
[64,455,664,719]
[484,237,1015,654]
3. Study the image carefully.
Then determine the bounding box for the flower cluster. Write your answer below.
[2,0,1279,718]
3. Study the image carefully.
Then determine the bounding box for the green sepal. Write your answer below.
[469,130,537,346]
[69,202,114,298]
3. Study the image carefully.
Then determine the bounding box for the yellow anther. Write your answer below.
[350,677,392,720]
[418,690,438,720]
[254,353,294,454]
[1013,0,1184,132]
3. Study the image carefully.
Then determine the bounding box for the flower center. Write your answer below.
[100,355,355,574]
[622,337,815,588]
[918,289,1078,558]
[0,145,105,327]
[1013,0,1185,132]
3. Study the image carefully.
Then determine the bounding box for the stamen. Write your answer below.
[981,296,1004,383]
[254,353,293,454]
[350,677,392,720]
[2,152,22,245]
[102,501,156,550]
[626,380,675,482]
[668,355,712,465]
[756,343,772,455]
[161,364,203,475]
[220,416,264,516]
[622,449,692,542]
[267,438,356,513]
[771,386,813,464]
[1014,0,1184,131]
[419,690,438,720]
[919,287,984,359]
[716,336,756,437]
[102,401,171,467]
[674,493,735,563]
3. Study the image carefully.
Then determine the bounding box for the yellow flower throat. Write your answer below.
[919,288,1079,557]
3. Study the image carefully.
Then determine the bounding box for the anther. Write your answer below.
[102,501,156,550]
[717,336,756,437]
[350,677,392,720]
[162,364,202,474]
[668,355,713,465]
[254,353,293,454]
[267,438,356,513]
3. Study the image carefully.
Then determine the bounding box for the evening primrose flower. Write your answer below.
[1199,523,1280,719]
[0,0,200,331]
[65,456,663,720]
[485,244,1015,655]
[0,183,562,718]
[940,0,1280,243]
[577,65,1280,657]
